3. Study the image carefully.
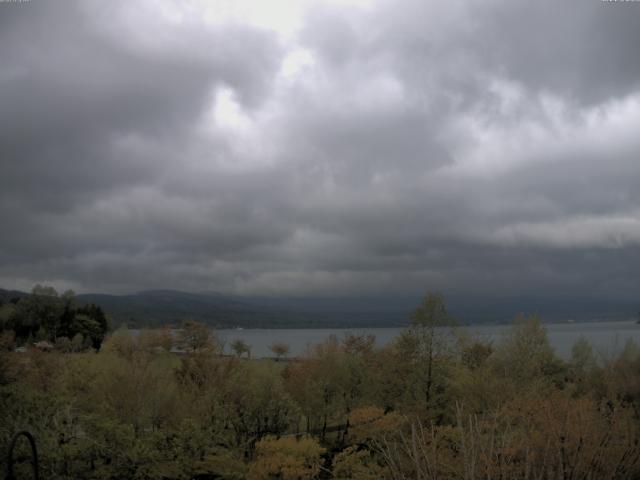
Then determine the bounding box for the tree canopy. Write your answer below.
[1,285,109,350]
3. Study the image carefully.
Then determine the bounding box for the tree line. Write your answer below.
[0,285,109,351]
[1,292,640,478]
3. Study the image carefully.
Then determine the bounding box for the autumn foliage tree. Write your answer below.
[269,341,290,361]
[248,436,325,480]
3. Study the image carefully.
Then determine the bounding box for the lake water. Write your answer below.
[217,320,640,360]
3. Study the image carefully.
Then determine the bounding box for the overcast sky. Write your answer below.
[1,0,640,299]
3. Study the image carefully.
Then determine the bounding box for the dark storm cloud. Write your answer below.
[1,0,640,300]
[0,0,284,279]
[356,0,640,106]
[0,1,281,209]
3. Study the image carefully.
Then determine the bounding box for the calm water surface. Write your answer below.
[218,321,640,360]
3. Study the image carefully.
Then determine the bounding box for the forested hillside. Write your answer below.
[3,288,411,329]
[76,290,349,329]
[0,288,27,305]
[3,287,635,330]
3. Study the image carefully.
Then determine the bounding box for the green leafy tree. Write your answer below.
[491,315,565,393]
[230,339,251,358]
[5,287,108,349]
[75,303,108,348]
[396,292,455,415]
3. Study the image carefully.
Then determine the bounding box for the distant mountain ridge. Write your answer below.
[0,288,28,304]
[1,287,637,329]
[75,290,411,328]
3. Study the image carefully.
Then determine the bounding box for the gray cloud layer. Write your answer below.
[1,0,640,300]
